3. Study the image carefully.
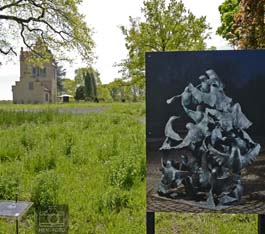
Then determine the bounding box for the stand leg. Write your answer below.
[16,218,18,234]
[147,212,155,234]
[258,214,265,234]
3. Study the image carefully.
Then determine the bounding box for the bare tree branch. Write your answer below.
[0,47,17,55]
[0,0,24,11]
[0,1,94,62]
[20,24,34,50]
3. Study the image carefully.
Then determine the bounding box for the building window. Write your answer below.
[32,67,46,77]
[41,68,46,77]
[45,93,49,102]
[32,67,36,76]
[28,82,34,90]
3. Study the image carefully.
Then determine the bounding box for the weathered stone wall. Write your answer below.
[12,48,57,104]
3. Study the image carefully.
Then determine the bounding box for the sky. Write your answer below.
[0,0,230,100]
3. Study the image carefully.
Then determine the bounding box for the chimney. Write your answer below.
[20,47,24,61]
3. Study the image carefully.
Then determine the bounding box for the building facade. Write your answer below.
[12,47,57,104]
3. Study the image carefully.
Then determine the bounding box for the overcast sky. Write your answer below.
[0,0,230,100]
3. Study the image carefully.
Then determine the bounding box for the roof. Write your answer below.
[58,94,73,98]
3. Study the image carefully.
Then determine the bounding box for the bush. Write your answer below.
[97,187,130,213]
[0,141,24,162]
[108,156,139,190]
[25,150,57,173]
[62,132,75,157]
[31,170,60,209]
[0,173,19,200]
[0,128,26,162]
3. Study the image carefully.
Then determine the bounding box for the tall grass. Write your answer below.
[0,103,145,233]
[0,102,258,233]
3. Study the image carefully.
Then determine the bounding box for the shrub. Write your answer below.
[0,128,25,162]
[0,173,20,200]
[20,130,35,150]
[31,170,60,209]
[0,141,24,162]
[25,150,57,173]
[108,157,139,190]
[62,132,75,157]
[97,187,130,213]
[138,156,146,181]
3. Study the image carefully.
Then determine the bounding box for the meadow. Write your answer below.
[0,103,258,233]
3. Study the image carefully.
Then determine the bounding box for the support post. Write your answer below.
[147,212,155,234]
[16,218,18,234]
[258,214,265,234]
[16,193,19,234]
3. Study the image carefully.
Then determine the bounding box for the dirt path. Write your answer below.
[58,106,110,114]
[3,106,111,114]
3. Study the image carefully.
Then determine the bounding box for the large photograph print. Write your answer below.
[146,50,265,213]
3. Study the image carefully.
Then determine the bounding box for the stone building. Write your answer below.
[12,47,57,104]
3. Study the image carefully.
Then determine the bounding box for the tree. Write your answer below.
[74,67,88,86]
[84,71,93,100]
[91,72,97,98]
[56,63,66,95]
[76,67,98,101]
[62,78,75,96]
[74,67,100,87]
[0,0,94,64]
[217,0,240,47]
[75,85,86,101]
[119,0,211,83]
[106,78,145,102]
[107,79,123,102]
[130,81,145,102]
[97,84,113,102]
[217,0,265,49]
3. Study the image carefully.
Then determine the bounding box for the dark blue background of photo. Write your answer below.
[146,50,265,138]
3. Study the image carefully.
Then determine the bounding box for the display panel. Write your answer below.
[146,50,265,213]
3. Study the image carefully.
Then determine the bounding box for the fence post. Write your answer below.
[147,212,155,234]
[258,214,265,234]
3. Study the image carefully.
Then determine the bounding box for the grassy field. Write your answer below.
[0,102,258,233]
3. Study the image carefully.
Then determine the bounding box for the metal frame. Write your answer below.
[147,213,265,234]
[0,197,33,234]
[146,212,155,234]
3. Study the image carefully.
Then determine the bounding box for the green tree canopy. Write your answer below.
[119,0,211,83]
[84,71,93,100]
[75,85,86,101]
[62,78,76,96]
[97,84,113,102]
[74,67,100,86]
[56,63,66,95]
[74,66,99,101]
[0,0,94,63]
[217,0,240,47]
[105,78,145,102]
[217,0,265,49]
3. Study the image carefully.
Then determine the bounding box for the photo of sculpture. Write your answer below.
[146,50,265,213]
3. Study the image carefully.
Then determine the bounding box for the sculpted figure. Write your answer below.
[158,159,191,195]
[158,69,260,209]
[198,75,210,92]
[160,116,182,150]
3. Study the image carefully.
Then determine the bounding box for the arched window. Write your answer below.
[42,68,46,77]
[32,67,46,77]
[45,93,49,102]
[32,67,36,76]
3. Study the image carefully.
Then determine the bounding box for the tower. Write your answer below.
[12,46,57,104]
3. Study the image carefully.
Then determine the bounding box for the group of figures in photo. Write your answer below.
[158,69,261,209]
